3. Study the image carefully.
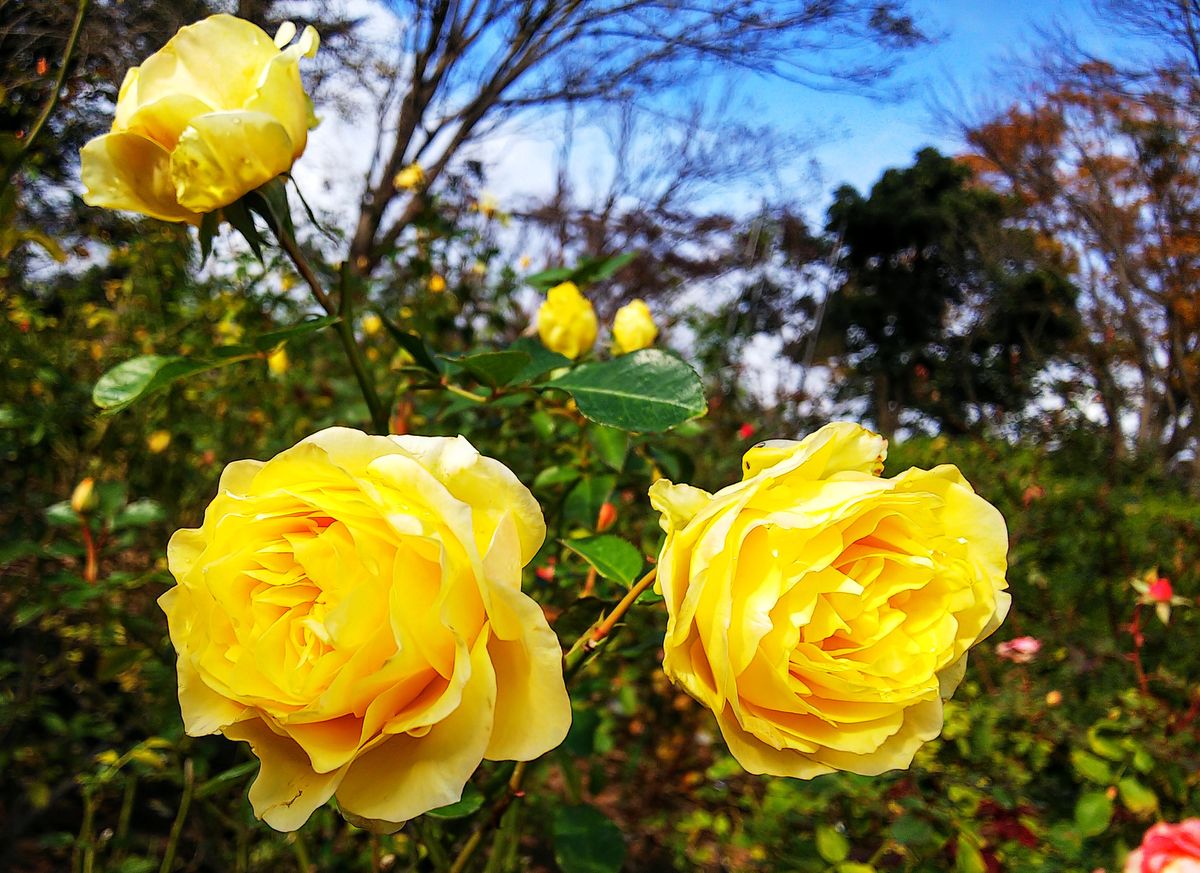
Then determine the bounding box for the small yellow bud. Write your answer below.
[71,477,98,514]
[1045,690,1063,707]
[95,750,120,767]
[429,274,447,293]
[537,282,597,360]
[612,298,658,354]
[147,430,171,454]
[361,313,383,337]
[393,163,425,191]
[267,347,289,376]
[475,193,499,219]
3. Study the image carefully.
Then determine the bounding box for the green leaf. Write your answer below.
[222,199,264,262]
[816,825,850,864]
[507,336,572,383]
[527,252,637,291]
[198,210,219,264]
[553,804,626,873]
[533,465,581,490]
[578,251,636,283]
[1074,791,1114,837]
[589,426,628,471]
[1070,749,1114,785]
[252,315,340,351]
[1087,725,1126,761]
[562,535,643,586]
[955,834,987,873]
[45,501,79,527]
[111,499,166,530]
[525,266,575,290]
[890,816,937,846]
[247,176,295,241]
[93,356,207,412]
[445,350,531,389]
[426,784,485,819]
[1117,777,1157,816]
[0,540,38,566]
[546,350,706,433]
[564,475,616,528]
[379,316,441,374]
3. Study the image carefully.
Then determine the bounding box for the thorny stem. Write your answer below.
[1128,603,1150,696]
[589,567,658,647]
[278,234,389,433]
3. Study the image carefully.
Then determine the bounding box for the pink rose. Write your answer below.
[995,635,1041,664]
[1125,820,1200,873]
[1148,577,1174,603]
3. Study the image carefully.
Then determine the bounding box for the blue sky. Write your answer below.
[748,0,1130,203]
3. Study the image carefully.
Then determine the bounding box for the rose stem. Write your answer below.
[278,234,389,433]
[158,759,194,873]
[1127,602,1150,696]
[446,762,527,873]
[589,566,658,646]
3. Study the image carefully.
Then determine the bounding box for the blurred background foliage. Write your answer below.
[2,0,1199,871]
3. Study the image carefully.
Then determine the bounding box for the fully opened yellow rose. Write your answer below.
[612,299,658,354]
[81,15,319,223]
[649,422,1009,779]
[536,281,597,359]
[159,428,571,831]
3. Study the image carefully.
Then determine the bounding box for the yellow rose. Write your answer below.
[80,15,319,223]
[611,299,658,354]
[147,430,172,453]
[648,422,1009,779]
[536,282,597,360]
[393,163,425,191]
[361,313,383,337]
[159,428,571,831]
[71,477,98,514]
[266,347,289,375]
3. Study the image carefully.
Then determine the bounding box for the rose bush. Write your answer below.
[1125,820,1200,873]
[159,428,571,831]
[536,281,597,359]
[80,14,319,222]
[648,422,1009,778]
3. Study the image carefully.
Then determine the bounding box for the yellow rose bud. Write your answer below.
[648,422,1009,779]
[80,15,320,222]
[612,298,658,354]
[475,194,499,219]
[429,274,447,293]
[536,282,597,360]
[147,430,172,454]
[159,428,571,831]
[393,163,425,191]
[267,347,289,375]
[71,477,98,514]
[361,313,383,337]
